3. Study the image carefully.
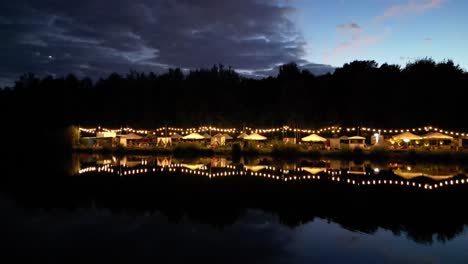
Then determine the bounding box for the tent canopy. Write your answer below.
[223,133,233,140]
[392,132,422,141]
[301,133,327,142]
[422,132,454,140]
[237,133,248,139]
[171,133,182,139]
[212,133,225,138]
[182,133,205,140]
[120,133,143,140]
[244,133,267,141]
[348,136,366,140]
[202,133,211,139]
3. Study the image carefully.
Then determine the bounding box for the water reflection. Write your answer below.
[74,154,468,191]
[2,154,468,248]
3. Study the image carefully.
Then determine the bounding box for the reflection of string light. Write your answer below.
[75,163,468,191]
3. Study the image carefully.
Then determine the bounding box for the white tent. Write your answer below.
[422,132,454,140]
[182,132,205,140]
[202,133,211,139]
[120,133,143,140]
[243,133,267,141]
[170,133,183,139]
[237,133,249,139]
[223,133,233,140]
[212,133,225,138]
[301,133,327,142]
[211,133,226,146]
[348,136,366,140]
[392,132,422,141]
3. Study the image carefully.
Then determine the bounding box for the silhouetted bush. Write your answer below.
[173,142,214,157]
[352,147,364,156]
[368,146,389,159]
[272,144,302,157]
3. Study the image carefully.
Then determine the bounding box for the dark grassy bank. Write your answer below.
[73,144,468,164]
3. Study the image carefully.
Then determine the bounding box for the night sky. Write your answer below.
[1,0,466,86]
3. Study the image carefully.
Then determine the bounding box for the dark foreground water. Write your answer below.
[1,154,468,263]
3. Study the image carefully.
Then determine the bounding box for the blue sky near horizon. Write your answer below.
[0,0,467,87]
[295,0,468,70]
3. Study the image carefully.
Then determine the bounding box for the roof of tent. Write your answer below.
[422,132,454,140]
[301,133,327,142]
[182,132,205,140]
[120,133,143,140]
[392,132,423,140]
[348,136,366,140]
[237,133,248,139]
[243,133,267,140]
[223,133,233,140]
[212,133,225,138]
[202,133,211,139]
[171,133,183,139]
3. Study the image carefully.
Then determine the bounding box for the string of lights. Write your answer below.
[78,125,467,137]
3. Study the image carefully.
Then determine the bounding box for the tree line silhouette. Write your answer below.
[1,58,467,132]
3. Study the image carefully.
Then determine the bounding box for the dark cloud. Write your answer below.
[0,0,331,86]
[336,21,361,31]
[399,56,415,60]
[349,22,360,29]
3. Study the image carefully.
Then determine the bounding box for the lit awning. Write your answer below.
[422,132,454,140]
[120,133,143,140]
[244,133,267,141]
[171,133,183,139]
[348,136,366,140]
[237,133,248,139]
[223,133,233,140]
[392,132,422,141]
[301,134,327,142]
[182,133,205,140]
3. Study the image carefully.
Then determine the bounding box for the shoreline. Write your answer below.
[72,145,468,163]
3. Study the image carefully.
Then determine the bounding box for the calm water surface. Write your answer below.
[2,154,468,263]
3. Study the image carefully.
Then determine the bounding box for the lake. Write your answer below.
[1,154,468,263]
